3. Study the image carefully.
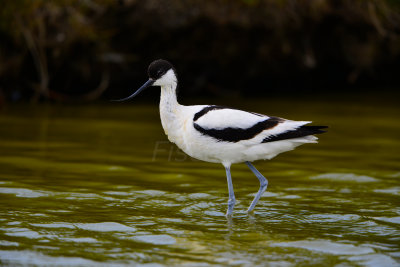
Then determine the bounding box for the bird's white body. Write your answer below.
[157,69,317,166]
[117,60,326,216]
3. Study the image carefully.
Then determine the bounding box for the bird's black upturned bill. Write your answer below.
[112,79,154,102]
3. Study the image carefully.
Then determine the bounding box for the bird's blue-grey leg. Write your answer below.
[224,165,236,217]
[245,161,268,213]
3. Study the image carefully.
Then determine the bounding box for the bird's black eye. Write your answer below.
[157,70,164,76]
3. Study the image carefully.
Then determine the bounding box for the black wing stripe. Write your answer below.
[193,106,226,121]
[262,125,328,143]
[193,105,265,122]
[194,117,283,143]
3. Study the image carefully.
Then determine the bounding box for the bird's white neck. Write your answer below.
[156,69,180,112]
[159,83,184,141]
[160,83,179,111]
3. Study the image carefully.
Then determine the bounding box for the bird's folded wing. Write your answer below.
[194,107,268,130]
[192,106,310,143]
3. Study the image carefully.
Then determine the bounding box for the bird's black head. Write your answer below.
[112,59,176,102]
[148,59,174,80]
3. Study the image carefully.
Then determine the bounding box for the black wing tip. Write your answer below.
[304,125,328,134]
[262,125,328,143]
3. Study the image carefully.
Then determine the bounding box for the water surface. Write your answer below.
[0,95,399,266]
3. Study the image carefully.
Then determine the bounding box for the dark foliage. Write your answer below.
[0,0,399,103]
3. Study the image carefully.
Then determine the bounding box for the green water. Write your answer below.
[0,96,399,266]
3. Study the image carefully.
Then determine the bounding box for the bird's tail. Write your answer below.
[301,125,328,135]
[283,125,328,144]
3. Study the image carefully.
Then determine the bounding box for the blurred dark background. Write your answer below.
[0,0,399,103]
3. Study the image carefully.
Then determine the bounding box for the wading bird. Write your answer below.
[114,59,327,216]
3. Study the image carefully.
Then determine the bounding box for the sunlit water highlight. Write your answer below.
[0,96,399,266]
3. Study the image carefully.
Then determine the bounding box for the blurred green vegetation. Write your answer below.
[0,0,399,103]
